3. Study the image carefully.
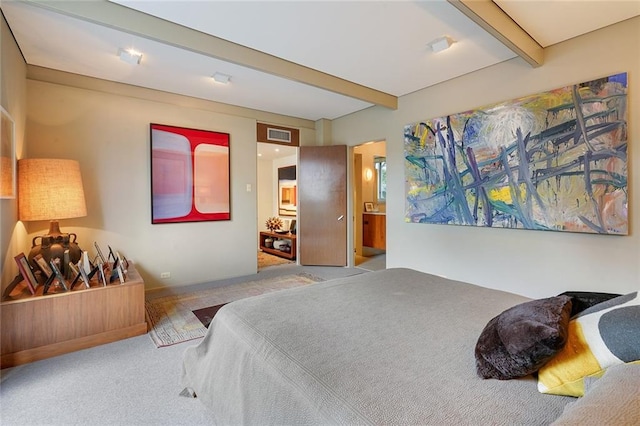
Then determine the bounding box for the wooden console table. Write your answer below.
[1,264,147,368]
[259,231,297,260]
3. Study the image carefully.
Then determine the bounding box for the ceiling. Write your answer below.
[257,141,296,162]
[2,0,639,123]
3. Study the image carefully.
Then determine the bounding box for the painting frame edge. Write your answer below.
[0,106,16,199]
[403,72,628,236]
[150,123,231,224]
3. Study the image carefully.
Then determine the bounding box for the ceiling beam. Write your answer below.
[447,0,543,67]
[24,0,398,110]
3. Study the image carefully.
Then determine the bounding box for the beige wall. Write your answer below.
[23,80,253,289]
[0,15,28,287]
[333,17,640,298]
[23,80,315,289]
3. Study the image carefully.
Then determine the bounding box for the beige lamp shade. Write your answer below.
[18,158,87,221]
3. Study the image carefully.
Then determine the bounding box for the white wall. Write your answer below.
[333,17,640,298]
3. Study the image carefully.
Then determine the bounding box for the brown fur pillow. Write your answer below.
[475,295,572,380]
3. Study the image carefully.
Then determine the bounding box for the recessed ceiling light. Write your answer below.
[428,36,455,53]
[212,72,231,84]
[118,47,142,65]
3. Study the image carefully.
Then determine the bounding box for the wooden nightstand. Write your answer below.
[1,263,147,368]
[259,231,297,260]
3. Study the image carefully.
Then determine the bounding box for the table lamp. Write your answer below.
[18,158,87,272]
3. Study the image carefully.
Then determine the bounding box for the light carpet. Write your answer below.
[146,272,322,347]
[258,250,294,270]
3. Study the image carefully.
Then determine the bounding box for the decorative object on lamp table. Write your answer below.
[265,216,283,232]
[18,159,87,273]
[264,217,283,249]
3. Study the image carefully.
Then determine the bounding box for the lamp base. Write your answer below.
[28,220,82,275]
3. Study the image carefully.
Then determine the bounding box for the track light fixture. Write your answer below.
[428,36,455,53]
[118,48,142,65]
[212,72,231,84]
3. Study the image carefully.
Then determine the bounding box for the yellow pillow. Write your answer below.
[537,291,639,397]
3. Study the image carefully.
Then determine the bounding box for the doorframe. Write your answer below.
[256,142,299,270]
[349,139,386,268]
[346,147,355,268]
[257,140,386,270]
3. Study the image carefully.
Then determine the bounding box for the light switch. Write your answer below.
[246,184,252,192]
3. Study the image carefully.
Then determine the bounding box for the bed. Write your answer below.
[180,268,638,425]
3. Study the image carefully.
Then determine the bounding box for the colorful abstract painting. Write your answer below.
[151,123,230,224]
[404,73,628,235]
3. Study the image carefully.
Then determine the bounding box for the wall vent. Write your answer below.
[257,123,299,146]
[267,128,292,143]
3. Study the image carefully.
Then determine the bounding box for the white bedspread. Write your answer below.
[181,268,572,425]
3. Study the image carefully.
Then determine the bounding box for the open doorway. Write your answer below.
[353,141,386,271]
[256,142,298,271]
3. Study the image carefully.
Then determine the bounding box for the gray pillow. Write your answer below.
[475,295,572,380]
[551,362,640,425]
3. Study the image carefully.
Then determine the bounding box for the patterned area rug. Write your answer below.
[146,272,322,347]
[258,250,294,270]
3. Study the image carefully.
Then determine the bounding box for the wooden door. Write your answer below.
[298,145,347,266]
